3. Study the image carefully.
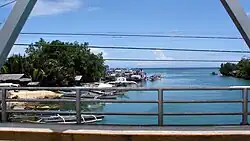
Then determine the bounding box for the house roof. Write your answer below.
[75,75,82,81]
[0,74,25,81]
[19,78,32,82]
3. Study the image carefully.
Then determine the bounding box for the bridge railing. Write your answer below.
[0,86,249,126]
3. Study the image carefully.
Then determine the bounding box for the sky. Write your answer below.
[1,0,250,68]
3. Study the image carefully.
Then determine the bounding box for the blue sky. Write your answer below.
[1,0,250,68]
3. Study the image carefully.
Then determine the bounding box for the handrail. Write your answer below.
[1,86,249,125]
[1,86,246,90]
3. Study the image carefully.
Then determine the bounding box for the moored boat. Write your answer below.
[107,77,137,87]
[37,114,104,124]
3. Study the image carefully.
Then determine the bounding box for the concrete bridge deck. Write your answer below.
[0,123,249,141]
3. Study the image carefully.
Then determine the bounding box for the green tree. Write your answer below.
[1,38,105,86]
[219,62,236,76]
[235,58,250,79]
[220,58,250,80]
[1,65,8,73]
[32,68,45,82]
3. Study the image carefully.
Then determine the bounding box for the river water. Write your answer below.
[97,68,250,125]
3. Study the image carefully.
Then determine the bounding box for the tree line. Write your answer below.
[1,39,105,86]
[220,58,250,79]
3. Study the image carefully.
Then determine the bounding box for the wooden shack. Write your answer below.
[0,74,31,86]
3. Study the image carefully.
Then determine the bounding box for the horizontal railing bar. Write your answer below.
[162,87,245,90]
[93,123,241,126]
[80,112,157,115]
[163,100,243,103]
[7,100,250,103]
[6,99,158,103]
[2,86,248,91]
[7,110,76,114]
[161,124,241,126]
[62,123,242,126]
[7,99,244,104]
[5,99,247,104]
[81,100,158,103]
[164,112,243,116]
[7,110,243,116]
[3,87,158,91]
[7,110,157,115]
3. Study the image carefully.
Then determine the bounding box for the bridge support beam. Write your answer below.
[220,0,250,49]
[0,0,37,68]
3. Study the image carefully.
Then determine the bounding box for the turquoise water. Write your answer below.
[98,68,250,125]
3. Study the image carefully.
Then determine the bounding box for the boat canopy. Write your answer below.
[131,75,141,79]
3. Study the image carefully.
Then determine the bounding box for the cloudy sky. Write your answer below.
[1,0,250,68]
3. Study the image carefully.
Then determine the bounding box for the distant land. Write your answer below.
[133,67,219,69]
[108,67,219,69]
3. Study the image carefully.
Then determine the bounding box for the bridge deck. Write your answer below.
[0,123,250,141]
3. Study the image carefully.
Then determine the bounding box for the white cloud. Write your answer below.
[137,50,174,66]
[247,12,250,16]
[153,50,174,60]
[31,0,82,16]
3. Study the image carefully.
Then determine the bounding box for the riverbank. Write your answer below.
[8,90,62,99]
[7,90,62,110]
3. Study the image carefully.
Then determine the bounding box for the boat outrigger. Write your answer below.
[11,114,105,124]
[37,114,104,124]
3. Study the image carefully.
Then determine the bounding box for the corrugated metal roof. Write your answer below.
[0,74,25,81]
[19,78,32,82]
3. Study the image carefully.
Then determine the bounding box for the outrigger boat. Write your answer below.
[37,114,104,124]
[107,77,137,87]
[90,83,126,95]
[61,91,117,99]
[81,93,117,99]
[13,114,105,124]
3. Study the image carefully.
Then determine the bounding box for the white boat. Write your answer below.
[107,77,137,87]
[90,83,125,96]
[131,75,141,79]
[97,83,113,88]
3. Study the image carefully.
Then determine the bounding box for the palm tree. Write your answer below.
[32,68,45,82]
[1,65,8,73]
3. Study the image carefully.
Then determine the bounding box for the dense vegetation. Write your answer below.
[1,39,105,86]
[220,58,250,79]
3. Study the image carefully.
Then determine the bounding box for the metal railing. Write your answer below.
[0,86,249,126]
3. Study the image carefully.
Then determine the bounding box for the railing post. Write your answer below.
[241,88,248,125]
[76,89,81,124]
[1,89,7,122]
[158,89,164,126]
